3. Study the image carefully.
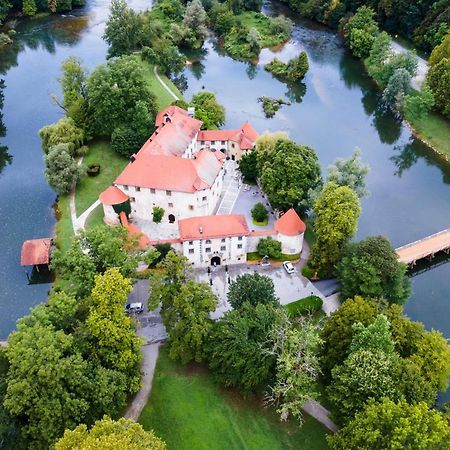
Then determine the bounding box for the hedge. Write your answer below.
[285,295,323,317]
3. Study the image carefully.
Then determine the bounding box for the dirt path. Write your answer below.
[303,399,338,433]
[153,65,179,101]
[125,343,160,421]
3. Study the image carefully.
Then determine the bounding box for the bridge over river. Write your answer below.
[396,229,450,266]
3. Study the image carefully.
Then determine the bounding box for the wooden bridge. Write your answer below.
[396,228,450,266]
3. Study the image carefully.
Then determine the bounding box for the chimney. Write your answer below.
[130,154,136,163]
[199,226,203,235]
[188,107,195,118]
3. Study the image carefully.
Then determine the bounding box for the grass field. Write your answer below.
[139,346,329,450]
[75,141,128,216]
[406,110,450,158]
[54,194,72,254]
[85,204,104,230]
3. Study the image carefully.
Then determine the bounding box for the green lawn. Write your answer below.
[139,346,329,450]
[85,204,105,230]
[238,12,289,48]
[141,60,184,110]
[54,194,73,255]
[406,110,450,159]
[304,216,316,247]
[75,141,128,216]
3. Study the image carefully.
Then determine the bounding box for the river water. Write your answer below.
[0,0,449,399]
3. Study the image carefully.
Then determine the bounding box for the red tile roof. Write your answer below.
[275,209,306,236]
[141,107,202,158]
[115,150,222,193]
[21,238,53,266]
[119,212,150,248]
[198,122,259,150]
[178,214,249,240]
[99,186,129,205]
[249,229,277,237]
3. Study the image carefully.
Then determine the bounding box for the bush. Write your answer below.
[39,117,84,155]
[152,206,165,223]
[285,295,323,317]
[301,265,315,278]
[257,237,282,259]
[86,164,101,177]
[111,126,144,157]
[264,52,309,82]
[251,202,268,223]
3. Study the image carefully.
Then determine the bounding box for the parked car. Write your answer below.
[283,261,295,274]
[125,302,144,314]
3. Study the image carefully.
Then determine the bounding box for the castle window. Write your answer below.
[206,247,211,252]
[220,245,226,251]
[237,244,242,249]
[189,205,194,210]
[238,236,243,241]
[123,185,129,190]
[221,140,225,145]
[168,203,173,207]
[166,190,172,196]
[150,188,155,194]
[221,238,225,243]
[136,187,141,192]
[189,241,193,245]
[189,249,194,254]
[202,196,207,201]
[129,197,135,202]
[206,239,211,244]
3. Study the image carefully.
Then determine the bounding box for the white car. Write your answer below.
[125,302,144,314]
[283,261,295,274]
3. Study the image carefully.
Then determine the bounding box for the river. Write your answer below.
[0,0,449,400]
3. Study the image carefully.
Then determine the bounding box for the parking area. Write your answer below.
[196,262,324,319]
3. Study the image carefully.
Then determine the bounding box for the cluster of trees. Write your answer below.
[321,296,450,447]
[264,52,309,82]
[190,91,225,129]
[40,54,158,194]
[150,254,324,423]
[0,0,84,21]
[427,30,450,119]
[278,0,449,54]
[208,3,292,59]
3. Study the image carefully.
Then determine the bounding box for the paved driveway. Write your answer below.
[196,263,324,319]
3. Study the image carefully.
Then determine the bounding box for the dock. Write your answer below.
[396,229,450,266]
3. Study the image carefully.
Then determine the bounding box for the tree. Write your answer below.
[4,324,92,447]
[327,349,403,423]
[238,150,258,182]
[166,280,217,364]
[257,236,282,259]
[103,0,144,58]
[343,6,379,58]
[51,225,139,298]
[337,236,411,305]
[87,55,157,137]
[404,83,435,120]
[251,202,268,223]
[382,68,412,110]
[191,91,225,128]
[207,303,283,392]
[58,56,88,111]
[327,148,369,198]
[85,269,142,392]
[152,206,165,223]
[311,182,361,275]
[376,51,418,88]
[367,31,391,81]
[39,117,84,154]
[247,27,261,54]
[259,139,321,212]
[266,315,322,423]
[328,399,450,450]
[183,0,207,46]
[286,51,309,81]
[44,144,83,195]
[427,58,450,119]
[269,15,293,37]
[22,0,37,16]
[55,416,166,450]
[254,131,289,172]
[349,314,395,355]
[228,272,279,310]
[142,43,186,76]
[111,126,143,157]
[429,29,450,67]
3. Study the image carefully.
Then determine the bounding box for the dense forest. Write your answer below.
[279,0,449,53]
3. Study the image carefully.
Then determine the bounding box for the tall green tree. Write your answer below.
[382,67,412,110]
[259,138,321,212]
[191,91,225,128]
[337,235,411,305]
[327,148,369,198]
[103,0,144,58]
[182,0,207,46]
[427,57,450,119]
[51,225,139,298]
[238,150,258,182]
[267,315,322,423]
[207,303,282,392]
[44,144,83,195]
[58,56,88,111]
[87,55,157,137]
[349,314,395,354]
[311,182,361,276]
[55,416,166,450]
[328,399,450,450]
[39,117,84,155]
[166,281,217,364]
[85,269,142,392]
[227,272,279,310]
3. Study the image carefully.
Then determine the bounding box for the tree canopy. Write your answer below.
[328,399,450,450]
[191,91,225,129]
[337,235,411,305]
[311,182,361,276]
[227,272,279,310]
[55,416,166,450]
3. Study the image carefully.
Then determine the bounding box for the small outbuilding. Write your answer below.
[21,238,53,269]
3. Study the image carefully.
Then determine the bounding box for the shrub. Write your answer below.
[264,52,309,82]
[111,126,143,157]
[86,164,101,177]
[152,206,165,223]
[285,295,323,317]
[301,265,315,278]
[257,237,282,259]
[39,117,84,155]
[251,202,268,223]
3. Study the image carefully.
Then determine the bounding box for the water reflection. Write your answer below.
[0,79,11,176]
[246,63,259,80]
[285,80,306,103]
